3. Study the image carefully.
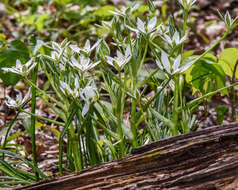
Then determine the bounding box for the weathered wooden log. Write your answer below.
[17,123,238,190]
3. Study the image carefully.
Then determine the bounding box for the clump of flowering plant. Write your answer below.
[1,0,238,184]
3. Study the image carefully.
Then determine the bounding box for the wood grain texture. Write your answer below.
[17,123,238,190]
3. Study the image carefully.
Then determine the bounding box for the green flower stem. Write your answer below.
[59,104,78,175]
[130,42,148,147]
[195,31,229,63]
[19,109,64,126]
[117,70,125,156]
[30,66,39,180]
[178,81,238,112]
[1,111,20,158]
[171,75,179,136]
[66,103,82,171]
[40,62,65,103]
[130,98,137,147]
[179,74,184,109]
[23,77,65,109]
[182,9,189,36]
[69,123,81,172]
[149,39,164,53]
[181,8,189,53]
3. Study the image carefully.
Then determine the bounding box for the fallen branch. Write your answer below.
[17,123,238,190]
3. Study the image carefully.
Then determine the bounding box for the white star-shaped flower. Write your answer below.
[105,45,132,70]
[60,78,80,99]
[156,51,196,74]
[2,58,37,76]
[126,17,159,35]
[69,55,100,72]
[70,39,101,55]
[5,88,31,109]
[163,31,186,47]
[79,82,98,116]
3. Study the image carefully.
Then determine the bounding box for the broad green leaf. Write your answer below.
[93,5,115,17]
[53,0,71,6]
[23,15,36,25]
[133,5,149,17]
[218,48,238,78]
[79,17,96,27]
[185,54,227,95]
[35,14,49,31]
[0,40,29,86]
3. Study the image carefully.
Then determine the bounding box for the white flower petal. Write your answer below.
[179,35,187,44]
[137,18,145,33]
[2,67,11,73]
[156,59,164,70]
[52,42,61,50]
[125,45,131,57]
[180,60,196,73]
[5,96,16,107]
[161,51,171,74]
[116,50,124,59]
[22,87,32,103]
[16,59,22,67]
[173,31,180,44]
[91,39,102,51]
[106,56,114,66]
[82,102,90,117]
[70,45,81,53]
[85,40,91,51]
[33,40,44,55]
[147,17,157,32]
[75,79,79,90]
[91,61,100,69]
[125,24,139,33]
[173,55,181,71]
[70,56,80,68]
[60,81,73,95]
[164,34,173,45]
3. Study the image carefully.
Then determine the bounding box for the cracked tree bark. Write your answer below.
[17,123,238,190]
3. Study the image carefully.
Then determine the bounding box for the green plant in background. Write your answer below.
[218,48,238,121]
[0,0,238,187]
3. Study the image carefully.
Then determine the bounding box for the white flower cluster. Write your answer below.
[126,16,165,38]
[2,58,37,76]
[156,51,196,75]
[60,79,98,116]
[5,88,31,108]
[105,45,132,71]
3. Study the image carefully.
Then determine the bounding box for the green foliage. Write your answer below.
[94,5,115,18]
[185,54,227,95]
[148,0,156,13]
[218,48,238,78]
[0,40,29,86]
[23,13,49,31]
[215,105,229,125]
[53,0,71,6]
